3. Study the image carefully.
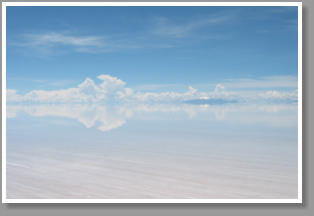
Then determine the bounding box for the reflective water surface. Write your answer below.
[6,102,298,199]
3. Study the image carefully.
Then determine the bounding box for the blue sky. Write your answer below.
[6,6,298,93]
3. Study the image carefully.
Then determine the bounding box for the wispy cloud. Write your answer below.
[13,32,143,54]
[152,15,229,38]
[11,14,230,54]
[24,32,104,47]
[221,76,298,89]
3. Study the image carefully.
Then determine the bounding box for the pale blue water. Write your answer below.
[6,102,298,199]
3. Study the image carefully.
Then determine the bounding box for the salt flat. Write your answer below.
[7,145,297,199]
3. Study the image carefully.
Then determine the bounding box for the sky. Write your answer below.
[6,6,298,93]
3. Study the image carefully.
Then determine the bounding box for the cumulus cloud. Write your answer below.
[7,75,128,103]
[132,85,198,102]
[7,74,298,105]
[5,75,202,103]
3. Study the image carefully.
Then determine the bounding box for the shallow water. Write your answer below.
[6,103,298,199]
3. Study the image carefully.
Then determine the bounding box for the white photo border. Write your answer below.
[1,1,303,204]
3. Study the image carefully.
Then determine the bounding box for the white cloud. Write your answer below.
[132,85,199,102]
[7,75,129,103]
[97,75,126,89]
[7,75,298,105]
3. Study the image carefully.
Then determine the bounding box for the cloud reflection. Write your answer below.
[7,102,297,131]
